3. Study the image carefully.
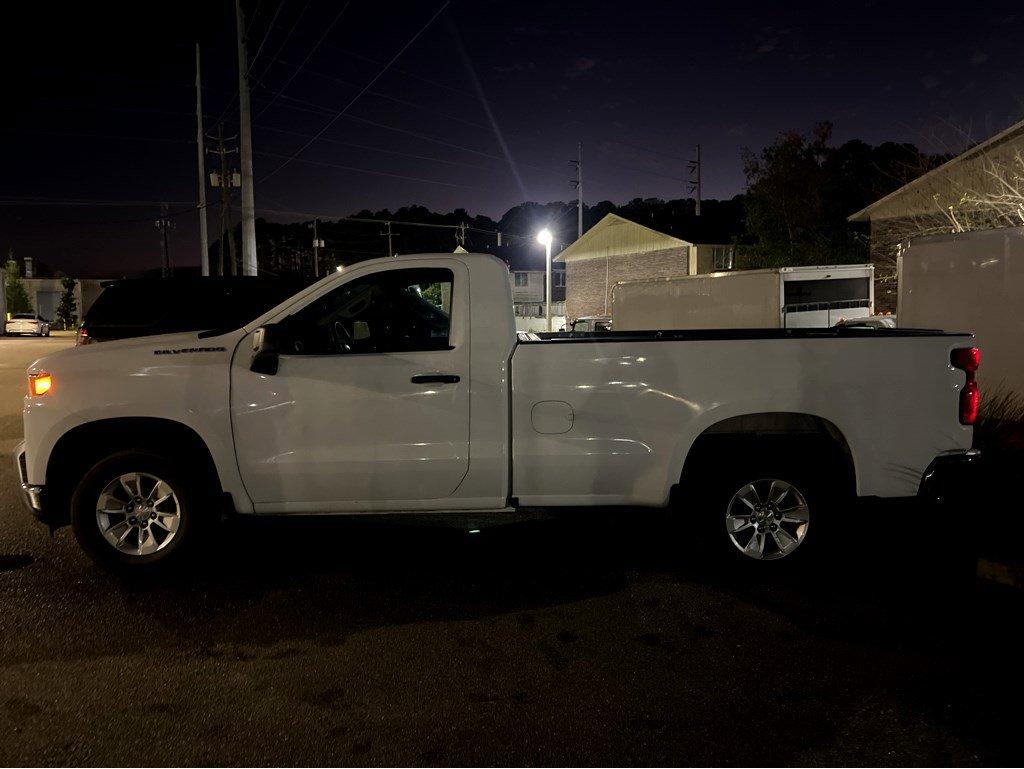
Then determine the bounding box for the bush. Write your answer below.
[974,387,1024,452]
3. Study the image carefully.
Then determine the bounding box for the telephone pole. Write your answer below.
[688,144,702,217]
[195,43,209,275]
[570,141,583,239]
[210,125,240,276]
[156,205,174,277]
[312,219,324,277]
[381,221,395,256]
[235,0,258,275]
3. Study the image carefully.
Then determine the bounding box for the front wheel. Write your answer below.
[71,450,200,572]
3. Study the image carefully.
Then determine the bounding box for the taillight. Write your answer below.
[951,346,980,373]
[76,327,91,346]
[28,372,52,397]
[951,346,981,425]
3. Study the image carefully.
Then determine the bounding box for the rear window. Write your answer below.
[11,314,36,319]
[85,278,303,333]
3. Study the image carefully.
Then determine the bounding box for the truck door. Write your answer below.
[230,261,470,510]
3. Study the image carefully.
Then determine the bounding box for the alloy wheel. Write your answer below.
[95,472,181,556]
[725,478,810,561]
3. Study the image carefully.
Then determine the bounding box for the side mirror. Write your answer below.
[250,324,281,375]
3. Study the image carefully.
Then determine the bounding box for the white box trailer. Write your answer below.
[613,264,874,330]
[899,227,1024,395]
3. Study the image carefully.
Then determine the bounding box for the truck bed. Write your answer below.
[509,327,974,507]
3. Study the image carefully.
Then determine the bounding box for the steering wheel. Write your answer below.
[330,320,353,353]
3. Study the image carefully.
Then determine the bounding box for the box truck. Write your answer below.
[612,264,874,331]
[899,227,1024,395]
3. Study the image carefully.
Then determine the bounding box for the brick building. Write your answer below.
[554,213,737,320]
[848,117,1024,314]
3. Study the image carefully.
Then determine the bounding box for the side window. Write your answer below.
[514,272,529,287]
[283,267,454,355]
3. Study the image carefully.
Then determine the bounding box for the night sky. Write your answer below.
[3,0,1022,277]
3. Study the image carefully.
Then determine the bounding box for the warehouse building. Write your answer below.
[554,213,738,321]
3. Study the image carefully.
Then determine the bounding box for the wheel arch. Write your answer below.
[678,411,857,497]
[46,417,224,526]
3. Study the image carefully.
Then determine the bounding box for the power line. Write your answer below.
[255,150,492,190]
[255,87,568,182]
[246,0,289,76]
[0,196,201,208]
[1,129,194,144]
[259,1,451,182]
[272,58,492,131]
[258,90,505,162]
[606,139,693,163]
[256,124,496,172]
[324,42,478,100]
[254,0,313,85]
[594,147,689,184]
[255,0,353,120]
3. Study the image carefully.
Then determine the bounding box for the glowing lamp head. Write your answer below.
[29,372,52,397]
[537,228,553,247]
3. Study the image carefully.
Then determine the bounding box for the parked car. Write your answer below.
[77,276,307,345]
[17,252,978,572]
[5,313,50,337]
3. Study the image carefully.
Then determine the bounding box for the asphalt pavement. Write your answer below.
[1,333,1022,766]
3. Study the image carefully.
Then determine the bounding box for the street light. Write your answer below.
[537,228,553,331]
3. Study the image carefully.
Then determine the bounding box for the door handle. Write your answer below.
[411,374,460,384]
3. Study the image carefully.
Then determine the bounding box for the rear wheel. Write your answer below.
[71,450,201,572]
[702,458,841,566]
[723,477,812,561]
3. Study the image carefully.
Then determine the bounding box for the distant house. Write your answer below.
[489,242,567,330]
[3,257,103,323]
[848,117,1024,313]
[554,213,738,320]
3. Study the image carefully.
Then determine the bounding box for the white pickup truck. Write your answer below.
[15,252,980,571]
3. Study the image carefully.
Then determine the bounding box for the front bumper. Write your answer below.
[919,448,981,506]
[13,441,49,522]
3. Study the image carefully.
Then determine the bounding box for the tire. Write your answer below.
[706,460,834,567]
[71,450,202,573]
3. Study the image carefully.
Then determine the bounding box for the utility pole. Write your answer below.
[195,43,209,275]
[312,219,324,277]
[688,144,702,217]
[155,205,174,277]
[570,141,583,239]
[210,125,240,276]
[381,221,394,256]
[235,0,258,275]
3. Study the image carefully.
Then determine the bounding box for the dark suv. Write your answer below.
[78,276,307,345]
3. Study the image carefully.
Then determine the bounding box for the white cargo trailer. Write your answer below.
[899,227,1024,395]
[613,264,874,330]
